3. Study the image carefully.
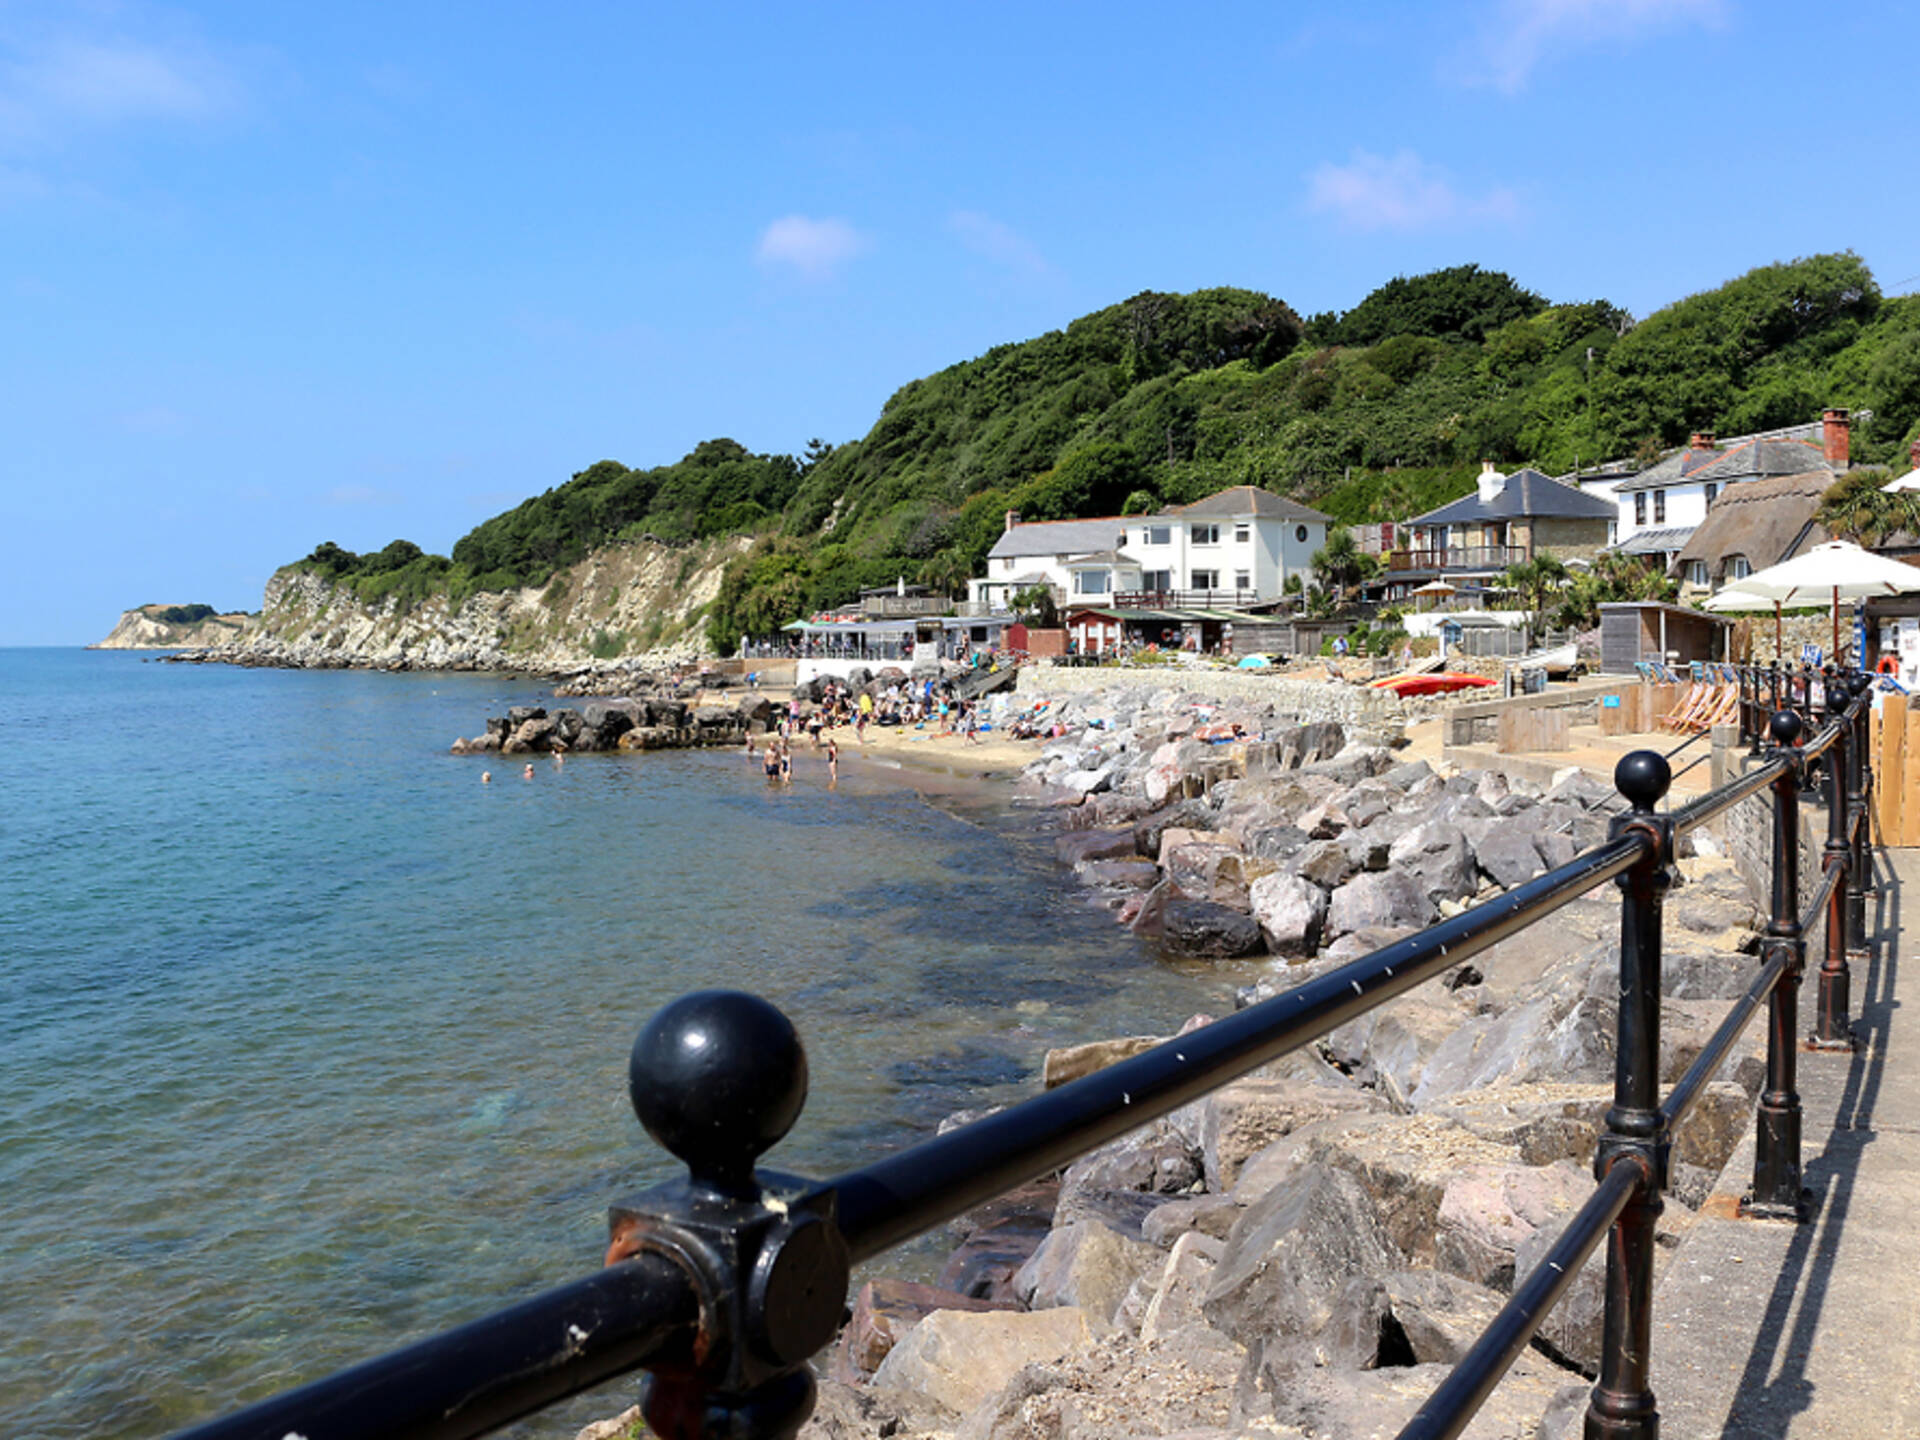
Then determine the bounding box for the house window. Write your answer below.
[1143,569,1171,593]
[1686,561,1709,587]
[1296,525,1309,542]
[1729,555,1752,581]
[1191,569,1219,590]
[1704,483,1718,505]
[1634,492,1646,526]
[1234,524,1250,544]
[1145,525,1171,546]
[1234,570,1251,590]
[1653,489,1666,524]
[1192,524,1220,545]
[1074,570,1108,596]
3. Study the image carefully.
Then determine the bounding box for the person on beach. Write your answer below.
[763,743,781,781]
[779,745,793,785]
[964,702,981,745]
[826,737,839,785]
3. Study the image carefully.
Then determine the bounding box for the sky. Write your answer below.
[5,0,1918,645]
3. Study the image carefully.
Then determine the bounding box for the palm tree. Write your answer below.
[1500,553,1570,639]
[1816,470,1919,548]
[1310,528,1378,605]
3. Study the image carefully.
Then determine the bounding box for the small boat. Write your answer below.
[1522,642,1579,678]
[1380,673,1496,697]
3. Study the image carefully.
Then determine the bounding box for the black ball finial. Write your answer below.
[1769,709,1804,747]
[629,991,808,1197]
[1614,750,1671,812]
[1851,672,1873,699]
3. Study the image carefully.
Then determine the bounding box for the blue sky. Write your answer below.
[4,0,1915,645]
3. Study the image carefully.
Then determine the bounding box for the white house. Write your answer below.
[1610,412,1847,573]
[968,485,1330,612]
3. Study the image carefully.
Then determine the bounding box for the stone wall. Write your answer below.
[1708,764,1821,916]
[1015,663,1408,727]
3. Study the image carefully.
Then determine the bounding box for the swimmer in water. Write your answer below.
[481,771,492,784]
[523,763,535,779]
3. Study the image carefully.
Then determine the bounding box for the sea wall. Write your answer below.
[1015,664,1408,728]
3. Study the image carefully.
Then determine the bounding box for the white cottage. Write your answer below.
[968,485,1330,612]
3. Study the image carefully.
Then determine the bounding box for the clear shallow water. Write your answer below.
[0,649,1254,1439]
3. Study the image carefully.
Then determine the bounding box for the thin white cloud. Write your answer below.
[950,210,1050,275]
[0,23,244,147]
[1306,150,1520,232]
[1467,0,1727,92]
[755,215,868,279]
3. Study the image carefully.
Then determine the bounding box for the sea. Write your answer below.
[0,648,1261,1439]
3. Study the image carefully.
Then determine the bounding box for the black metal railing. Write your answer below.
[167,674,1881,1440]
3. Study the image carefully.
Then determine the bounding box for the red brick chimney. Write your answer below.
[1004,509,1021,533]
[1823,408,1850,469]
[1689,432,1716,451]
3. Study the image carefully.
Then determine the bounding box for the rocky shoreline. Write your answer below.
[713,681,1764,1440]
[554,677,1765,1440]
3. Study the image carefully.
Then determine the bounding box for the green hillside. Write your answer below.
[286,253,1920,654]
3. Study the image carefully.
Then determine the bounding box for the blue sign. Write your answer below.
[1602,695,1621,708]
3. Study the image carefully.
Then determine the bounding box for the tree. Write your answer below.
[917,548,973,598]
[1334,264,1548,346]
[1011,584,1059,629]
[1310,528,1377,601]
[1816,468,1917,547]
[1500,553,1571,635]
[1550,552,1674,631]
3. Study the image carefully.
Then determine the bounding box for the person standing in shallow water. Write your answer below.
[825,737,839,786]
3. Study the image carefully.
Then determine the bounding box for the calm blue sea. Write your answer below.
[0,648,1250,1439]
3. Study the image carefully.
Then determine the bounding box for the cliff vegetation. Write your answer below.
[262,252,1920,660]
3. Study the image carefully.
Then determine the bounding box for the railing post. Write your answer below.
[1585,751,1673,1440]
[1812,684,1855,1050]
[605,992,850,1440]
[1749,710,1809,1218]
[1848,671,1872,940]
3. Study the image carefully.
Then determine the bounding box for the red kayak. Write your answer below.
[1381,673,1496,697]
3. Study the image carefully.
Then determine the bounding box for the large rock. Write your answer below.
[1321,989,1471,1104]
[1042,1035,1162,1089]
[1325,869,1433,940]
[1013,1220,1162,1322]
[1388,820,1480,905]
[1247,872,1328,958]
[835,1279,1017,1380]
[1292,837,1354,889]
[1300,1112,1517,1264]
[939,1183,1057,1303]
[1199,1066,1389,1192]
[1431,1078,1752,1174]
[870,1305,1096,1416]
[1073,858,1161,890]
[1054,1117,1201,1209]
[1202,1163,1401,1358]
[1139,1231,1226,1344]
[1475,825,1549,888]
[1435,1159,1594,1291]
[1054,829,1139,866]
[1132,798,1214,859]
[1157,899,1263,959]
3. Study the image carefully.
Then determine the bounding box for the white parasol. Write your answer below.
[1701,586,1785,658]
[1723,540,1920,657]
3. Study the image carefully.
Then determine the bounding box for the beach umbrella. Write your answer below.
[1728,540,1920,658]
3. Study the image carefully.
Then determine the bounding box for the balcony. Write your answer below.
[1385,545,1526,573]
[1107,587,1261,610]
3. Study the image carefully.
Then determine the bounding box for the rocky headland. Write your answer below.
[714,680,1767,1440]
[92,603,258,650]
[139,534,745,673]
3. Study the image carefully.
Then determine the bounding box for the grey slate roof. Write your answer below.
[1616,526,1696,555]
[1166,485,1331,522]
[987,517,1132,561]
[1410,469,1616,527]
[1064,549,1132,566]
[1613,438,1831,493]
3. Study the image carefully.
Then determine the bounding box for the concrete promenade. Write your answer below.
[1651,844,1920,1438]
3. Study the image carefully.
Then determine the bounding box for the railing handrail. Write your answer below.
[163,681,1881,1440]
